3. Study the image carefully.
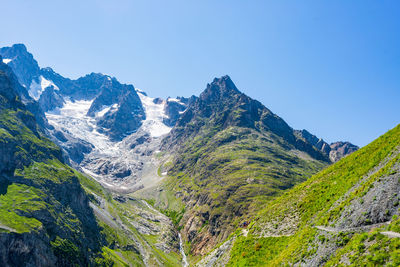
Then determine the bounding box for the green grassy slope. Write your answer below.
[165,125,326,256]
[227,124,400,266]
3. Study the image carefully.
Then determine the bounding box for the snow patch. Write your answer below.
[135,88,146,94]
[2,58,12,64]
[95,103,119,118]
[28,76,59,100]
[167,97,186,106]
[167,97,182,103]
[41,76,59,91]
[96,105,111,117]
[137,90,172,137]
[46,99,118,155]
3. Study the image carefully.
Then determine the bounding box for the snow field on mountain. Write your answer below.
[46,99,119,155]
[2,58,12,64]
[28,75,59,100]
[137,91,172,137]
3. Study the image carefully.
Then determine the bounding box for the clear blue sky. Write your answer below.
[1,1,399,147]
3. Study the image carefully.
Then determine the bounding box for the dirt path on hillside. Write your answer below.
[315,221,400,239]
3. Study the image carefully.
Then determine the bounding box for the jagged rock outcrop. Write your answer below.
[163,98,188,127]
[0,44,40,88]
[91,80,145,141]
[329,141,359,162]
[38,86,64,112]
[295,129,359,162]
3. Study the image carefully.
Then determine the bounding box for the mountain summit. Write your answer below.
[159,75,358,254]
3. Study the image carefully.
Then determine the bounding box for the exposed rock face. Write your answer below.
[295,129,331,155]
[0,54,48,128]
[163,98,187,127]
[38,86,64,112]
[62,138,94,164]
[93,83,145,141]
[0,45,186,184]
[0,45,159,189]
[0,44,40,88]
[295,129,359,162]
[0,230,57,267]
[221,124,400,266]
[329,141,359,162]
[0,65,61,173]
[41,67,80,99]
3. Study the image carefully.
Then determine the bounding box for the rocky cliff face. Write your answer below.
[163,97,190,127]
[329,141,359,162]
[164,76,342,162]
[90,80,145,141]
[295,129,359,162]
[0,44,40,89]
[0,60,183,266]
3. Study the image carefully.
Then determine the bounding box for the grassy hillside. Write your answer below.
[226,124,400,266]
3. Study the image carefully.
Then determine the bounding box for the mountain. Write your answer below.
[199,124,400,266]
[1,43,361,265]
[150,76,357,255]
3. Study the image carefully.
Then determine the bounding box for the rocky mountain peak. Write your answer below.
[1,44,29,57]
[8,43,28,52]
[0,44,40,88]
[201,75,240,102]
[329,141,359,162]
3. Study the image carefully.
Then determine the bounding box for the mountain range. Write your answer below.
[1,43,397,267]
